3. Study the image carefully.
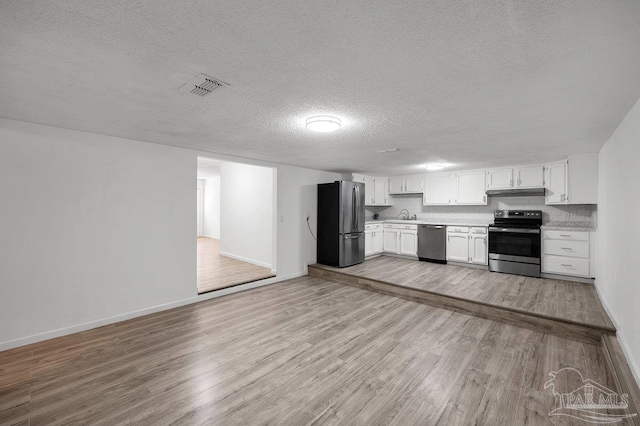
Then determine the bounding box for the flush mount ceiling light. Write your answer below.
[424,162,449,171]
[306,115,341,133]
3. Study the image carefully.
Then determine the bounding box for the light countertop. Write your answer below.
[365,219,491,227]
[365,219,596,231]
[541,221,596,231]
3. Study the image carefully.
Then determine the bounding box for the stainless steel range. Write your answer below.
[488,210,542,278]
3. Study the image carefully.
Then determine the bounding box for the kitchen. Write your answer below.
[313,152,608,343]
[356,152,597,280]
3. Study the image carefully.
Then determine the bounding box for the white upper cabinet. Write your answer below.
[486,168,513,190]
[388,177,404,194]
[545,160,569,204]
[353,174,391,206]
[404,176,424,193]
[373,177,391,205]
[453,171,487,205]
[423,173,451,205]
[388,175,424,194]
[515,165,545,188]
[487,165,544,190]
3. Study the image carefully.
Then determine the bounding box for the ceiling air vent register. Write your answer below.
[178,74,230,96]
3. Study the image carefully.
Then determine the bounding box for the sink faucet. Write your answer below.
[399,209,410,220]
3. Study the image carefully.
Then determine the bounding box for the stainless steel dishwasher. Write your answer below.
[418,225,447,264]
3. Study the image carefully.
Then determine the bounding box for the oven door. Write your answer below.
[488,227,541,264]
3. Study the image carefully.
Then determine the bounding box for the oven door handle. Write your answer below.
[489,227,540,234]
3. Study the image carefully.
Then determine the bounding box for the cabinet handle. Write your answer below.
[561,247,572,250]
[561,264,573,268]
[560,234,571,237]
[483,237,487,244]
[483,195,486,203]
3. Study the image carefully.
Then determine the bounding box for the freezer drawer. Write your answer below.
[339,233,365,267]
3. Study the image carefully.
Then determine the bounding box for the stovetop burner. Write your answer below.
[491,210,542,229]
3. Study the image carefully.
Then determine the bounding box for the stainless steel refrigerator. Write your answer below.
[317,181,365,267]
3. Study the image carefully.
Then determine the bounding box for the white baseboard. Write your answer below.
[593,280,640,389]
[219,251,272,269]
[0,271,306,352]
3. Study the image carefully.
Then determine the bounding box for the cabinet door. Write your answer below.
[373,178,389,205]
[363,176,375,205]
[516,165,544,188]
[423,173,451,205]
[399,230,418,256]
[365,230,373,257]
[404,176,424,193]
[487,168,513,190]
[383,230,399,253]
[447,233,469,262]
[388,177,404,194]
[352,174,365,184]
[470,235,488,265]
[373,230,384,254]
[454,171,487,205]
[545,161,568,204]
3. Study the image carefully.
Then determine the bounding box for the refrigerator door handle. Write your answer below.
[355,185,360,230]
[352,185,357,231]
[344,234,362,239]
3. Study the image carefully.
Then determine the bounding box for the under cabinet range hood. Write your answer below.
[486,188,546,197]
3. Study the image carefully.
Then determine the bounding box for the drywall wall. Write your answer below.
[203,177,220,239]
[220,162,274,269]
[596,96,640,386]
[0,118,340,350]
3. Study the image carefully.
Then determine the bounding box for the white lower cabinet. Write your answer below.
[542,229,593,278]
[383,224,418,257]
[399,229,418,256]
[446,228,470,262]
[470,232,488,265]
[365,223,384,257]
[446,226,488,265]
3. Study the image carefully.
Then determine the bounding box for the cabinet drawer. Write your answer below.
[384,223,417,230]
[543,240,589,258]
[447,226,469,234]
[543,230,589,241]
[365,223,383,230]
[542,255,590,277]
[470,227,487,234]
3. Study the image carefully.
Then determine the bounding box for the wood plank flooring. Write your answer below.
[197,237,274,294]
[311,256,614,331]
[0,276,632,425]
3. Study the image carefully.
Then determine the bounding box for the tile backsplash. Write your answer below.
[366,194,596,225]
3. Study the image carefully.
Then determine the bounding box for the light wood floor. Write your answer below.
[317,256,614,331]
[197,237,274,294]
[0,276,629,425]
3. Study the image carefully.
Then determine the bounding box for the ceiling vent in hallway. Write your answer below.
[178,74,230,96]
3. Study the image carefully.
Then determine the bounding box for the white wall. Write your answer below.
[219,162,274,269]
[596,96,640,386]
[203,177,220,239]
[0,118,340,350]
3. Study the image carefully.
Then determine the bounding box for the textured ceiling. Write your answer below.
[1,1,640,175]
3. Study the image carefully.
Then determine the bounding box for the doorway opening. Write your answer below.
[196,157,276,294]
